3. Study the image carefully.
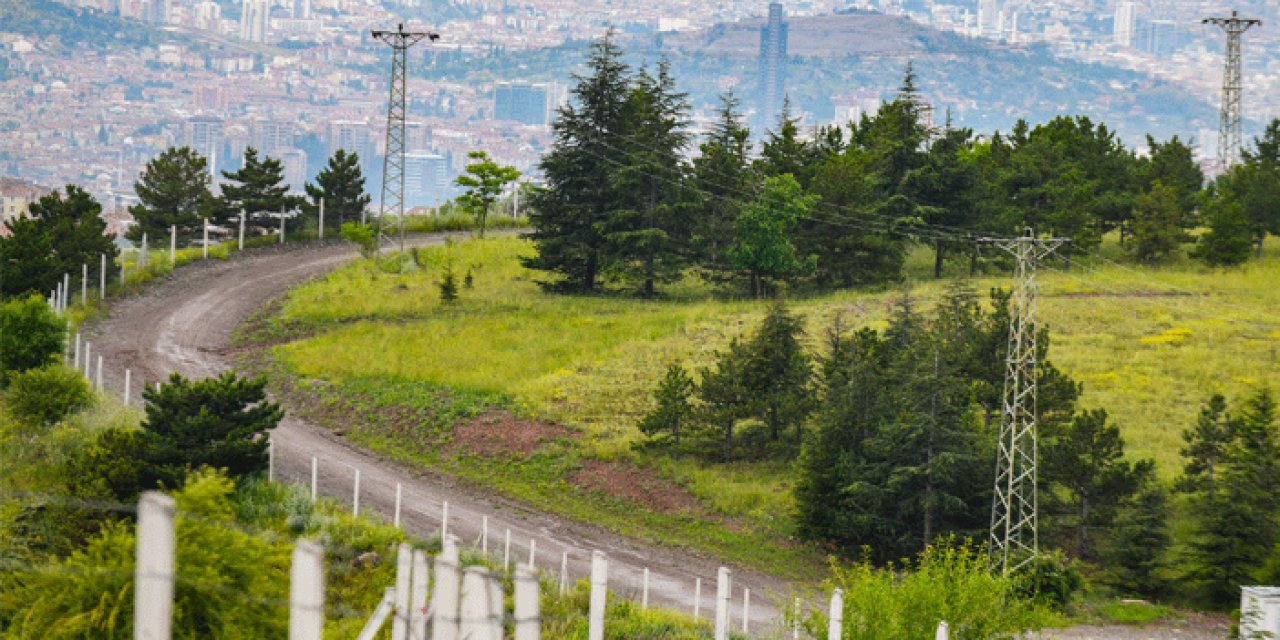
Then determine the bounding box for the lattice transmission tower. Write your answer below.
[981,229,1067,575]
[1203,11,1260,171]
[372,24,438,256]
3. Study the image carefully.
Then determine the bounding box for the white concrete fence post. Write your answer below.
[514,565,540,640]
[289,540,324,640]
[95,355,103,391]
[83,342,91,379]
[558,551,568,596]
[140,234,148,269]
[458,567,489,640]
[356,588,397,640]
[588,551,608,640]
[742,588,750,634]
[528,538,536,570]
[485,571,503,639]
[81,262,87,306]
[481,515,488,555]
[503,529,511,571]
[793,597,801,640]
[642,567,649,610]
[134,491,176,640]
[394,483,402,528]
[267,437,274,482]
[936,621,950,640]
[73,332,81,370]
[203,218,209,259]
[392,543,412,640]
[239,210,246,251]
[124,369,132,407]
[99,253,106,299]
[62,272,69,310]
[440,501,448,540]
[432,536,460,640]
[827,588,844,640]
[169,225,176,265]
[310,457,317,502]
[279,208,286,244]
[410,549,429,640]
[694,577,701,621]
[319,197,325,240]
[352,468,361,516]
[714,567,731,640]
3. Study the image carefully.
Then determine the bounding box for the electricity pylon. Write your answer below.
[372,24,438,256]
[1203,11,1260,171]
[980,228,1067,575]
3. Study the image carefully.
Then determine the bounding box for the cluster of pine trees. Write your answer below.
[525,36,1280,297]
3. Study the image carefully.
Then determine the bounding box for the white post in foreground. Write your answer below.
[714,567,731,640]
[827,589,844,640]
[134,491,175,640]
[99,253,106,300]
[742,588,750,634]
[81,262,87,306]
[203,218,209,259]
[936,621,950,640]
[440,501,448,541]
[169,225,176,265]
[73,332,81,370]
[793,597,801,640]
[318,197,325,240]
[485,572,504,638]
[394,483,403,528]
[140,234,148,269]
[641,567,649,610]
[528,538,536,569]
[559,551,568,596]
[352,468,361,516]
[588,551,608,640]
[514,565,540,640]
[310,457,317,502]
[693,577,701,621]
[480,515,488,554]
[62,272,69,310]
[409,549,429,640]
[289,540,324,640]
[392,543,411,640]
[238,210,246,251]
[503,529,511,571]
[432,536,460,640]
[95,355,103,391]
[458,568,489,640]
[123,369,132,407]
[279,208,286,244]
[83,342,91,379]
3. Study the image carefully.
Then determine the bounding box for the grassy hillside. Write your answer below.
[262,235,1280,577]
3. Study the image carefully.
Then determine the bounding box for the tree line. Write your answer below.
[524,35,1280,297]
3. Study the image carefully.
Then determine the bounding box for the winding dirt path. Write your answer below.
[83,239,795,634]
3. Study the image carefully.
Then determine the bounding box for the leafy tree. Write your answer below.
[1041,409,1141,559]
[524,33,631,292]
[0,294,66,386]
[0,186,117,298]
[1191,194,1253,267]
[4,364,92,426]
[1126,180,1187,264]
[691,92,754,276]
[127,146,214,243]
[603,61,694,296]
[455,150,520,238]
[1104,461,1170,597]
[739,301,812,445]
[305,149,371,234]
[728,174,817,297]
[139,372,283,487]
[63,427,148,501]
[638,364,695,444]
[218,147,298,231]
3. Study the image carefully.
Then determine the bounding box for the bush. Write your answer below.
[1012,549,1084,609]
[4,364,92,426]
[0,294,66,386]
[340,221,378,258]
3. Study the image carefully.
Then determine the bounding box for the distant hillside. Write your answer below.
[664,9,959,59]
[0,0,185,50]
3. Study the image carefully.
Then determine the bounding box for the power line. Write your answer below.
[1203,11,1261,171]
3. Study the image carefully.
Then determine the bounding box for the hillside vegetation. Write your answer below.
[265,235,1280,576]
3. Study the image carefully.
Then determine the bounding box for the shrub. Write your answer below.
[5,364,93,426]
[1012,549,1084,609]
[340,221,378,258]
[0,294,66,386]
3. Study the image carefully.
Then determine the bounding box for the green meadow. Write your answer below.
[267,235,1280,574]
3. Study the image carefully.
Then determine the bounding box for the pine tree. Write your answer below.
[1140,135,1203,226]
[692,92,754,277]
[139,372,283,487]
[455,150,520,238]
[128,146,214,243]
[1103,461,1170,597]
[755,98,809,183]
[728,174,817,297]
[305,149,371,234]
[1127,180,1188,264]
[603,61,694,296]
[1041,409,1141,559]
[740,301,812,444]
[439,265,459,303]
[638,364,695,444]
[0,186,117,297]
[695,340,751,458]
[1177,393,1233,497]
[901,126,981,277]
[524,33,631,292]
[1192,192,1254,267]
[218,147,298,231]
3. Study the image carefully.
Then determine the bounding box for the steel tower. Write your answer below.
[1203,11,1260,170]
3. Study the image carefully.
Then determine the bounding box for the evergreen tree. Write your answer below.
[728,174,817,297]
[1140,135,1203,226]
[902,125,981,277]
[695,340,751,458]
[603,61,694,296]
[0,185,117,298]
[1191,194,1253,267]
[304,149,371,234]
[740,301,812,444]
[1177,393,1233,497]
[1228,118,1280,255]
[127,146,214,243]
[139,372,283,487]
[439,265,459,303]
[804,144,906,287]
[691,92,754,276]
[755,98,809,184]
[1104,461,1170,597]
[638,364,695,444]
[218,147,297,231]
[1126,180,1187,264]
[524,33,631,292]
[455,150,520,238]
[1041,409,1141,559]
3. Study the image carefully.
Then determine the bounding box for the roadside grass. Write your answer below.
[268,235,1280,580]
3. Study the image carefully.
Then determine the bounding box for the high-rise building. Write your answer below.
[146,0,170,25]
[404,153,449,207]
[253,120,294,158]
[329,120,371,159]
[186,116,225,162]
[976,0,1000,37]
[194,1,221,30]
[239,0,269,43]
[1114,1,1137,47]
[292,0,310,19]
[493,83,551,126]
[756,2,788,130]
[279,149,308,192]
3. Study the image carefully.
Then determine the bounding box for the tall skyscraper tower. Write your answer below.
[757,2,788,130]
[240,0,269,43]
[976,0,1000,37]
[1114,1,1137,47]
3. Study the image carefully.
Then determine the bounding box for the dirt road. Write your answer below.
[83,239,795,634]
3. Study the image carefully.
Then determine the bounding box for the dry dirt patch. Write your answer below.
[449,410,576,456]
[571,458,704,517]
